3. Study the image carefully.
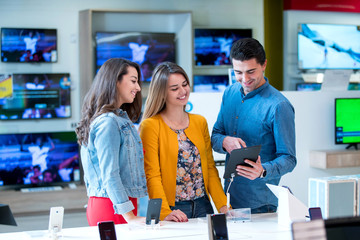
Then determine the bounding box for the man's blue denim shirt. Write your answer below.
[211,79,296,209]
[81,110,147,215]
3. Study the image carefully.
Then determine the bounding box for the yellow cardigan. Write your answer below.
[140,113,227,220]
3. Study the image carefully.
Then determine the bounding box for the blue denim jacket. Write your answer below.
[211,79,296,210]
[81,110,147,215]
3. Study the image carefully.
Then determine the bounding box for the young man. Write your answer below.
[211,38,297,213]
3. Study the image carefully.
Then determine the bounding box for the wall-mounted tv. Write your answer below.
[95,31,176,82]
[0,131,81,190]
[0,73,71,120]
[296,82,360,91]
[296,82,322,91]
[335,98,360,149]
[298,23,360,70]
[193,75,229,92]
[1,28,57,63]
[194,28,252,67]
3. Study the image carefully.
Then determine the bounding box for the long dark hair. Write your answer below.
[76,58,142,146]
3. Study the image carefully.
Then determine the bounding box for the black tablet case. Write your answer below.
[223,145,261,179]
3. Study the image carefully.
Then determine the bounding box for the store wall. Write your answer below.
[0,0,264,134]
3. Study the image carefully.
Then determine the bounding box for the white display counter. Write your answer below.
[0,213,292,240]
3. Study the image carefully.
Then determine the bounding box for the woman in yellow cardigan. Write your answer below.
[140,62,229,222]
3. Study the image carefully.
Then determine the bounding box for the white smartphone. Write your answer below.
[48,206,64,233]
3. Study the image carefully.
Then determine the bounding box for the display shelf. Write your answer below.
[79,9,192,106]
[309,150,360,169]
[0,185,87,216]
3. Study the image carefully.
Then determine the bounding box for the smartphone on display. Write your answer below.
[48,206,64,233]
[207,213,229,240]
[309,207,323,220]
[98,221,117,240]
[146,198,162,225]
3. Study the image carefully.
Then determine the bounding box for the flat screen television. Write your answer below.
[348,82,360,90]
[296,82,322,91]
[0,131,81,190]
[95,31,176,82]
[335,98,360,149]
[193,75,229,92]
[297,23,360,70]
[1,28,57,63]
[194,28,252,67]
[0,73,71,120]
[296,82,360,91]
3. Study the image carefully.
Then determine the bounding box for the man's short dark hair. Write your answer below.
[230,38,266,65]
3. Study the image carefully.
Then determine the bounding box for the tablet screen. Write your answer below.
[223,145,261,179]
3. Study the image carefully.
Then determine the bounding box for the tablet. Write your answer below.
[223,145,261,179]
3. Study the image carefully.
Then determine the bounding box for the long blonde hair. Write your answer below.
[142,62,190,120]
[76,58,142,146]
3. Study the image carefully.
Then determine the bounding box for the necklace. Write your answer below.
[162,113,189,130]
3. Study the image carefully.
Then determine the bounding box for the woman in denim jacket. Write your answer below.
[76,58,147,226]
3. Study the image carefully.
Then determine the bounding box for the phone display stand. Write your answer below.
[49,227,61,240]
[145,219,160,230]
[225,208,251,223]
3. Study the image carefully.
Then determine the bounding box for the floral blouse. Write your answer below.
[173,128,205,202]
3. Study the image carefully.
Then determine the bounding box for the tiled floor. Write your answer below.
[0,211,88,233]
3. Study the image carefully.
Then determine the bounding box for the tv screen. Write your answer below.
[296,82,360,91]
[0,131,81,190]
[1,28,57,63]
[0,73,71,120]
[194,28,252,66]
[298,23,360,70]
[193,75,229,92]
[296,82,322,91]
[95,31,176,82]
[335,98,360,146]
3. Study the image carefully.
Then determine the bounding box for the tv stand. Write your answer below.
[346,143,358,150]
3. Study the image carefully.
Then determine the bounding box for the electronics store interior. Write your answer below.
[0,0,360,239]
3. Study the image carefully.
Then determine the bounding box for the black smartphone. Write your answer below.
[309,207,323,220]
[208,213,229,240]
[98,221,117,240]
[146,198,162,225]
